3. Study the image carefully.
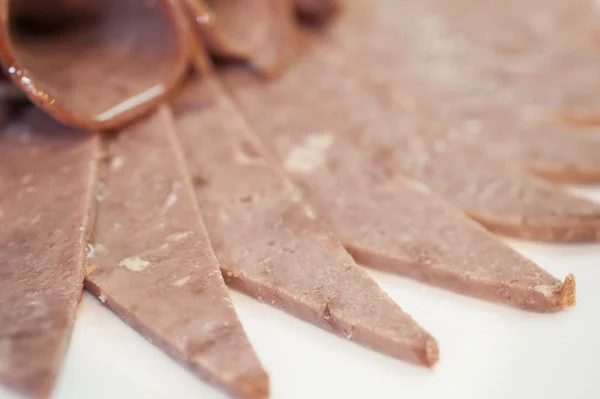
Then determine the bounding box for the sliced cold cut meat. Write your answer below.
[219,20,600,242]
[219,67,576,311]
[85,107,268,399]
[172,77,439,367]
[0,110,100,398]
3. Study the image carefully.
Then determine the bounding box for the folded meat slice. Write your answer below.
[0,110,100,398]
[85,107,268,399]
[183,0,297,77]
[0,0,189,130]
[172,77,439,367]
[219,67,575,312]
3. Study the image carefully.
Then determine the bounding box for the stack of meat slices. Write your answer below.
[0,0,598,397]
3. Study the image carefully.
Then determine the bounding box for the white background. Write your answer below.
[2,186,600,399]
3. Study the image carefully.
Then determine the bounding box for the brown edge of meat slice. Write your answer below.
[0,109,100,398]
[172,76,439,368]
[85,107,269,399]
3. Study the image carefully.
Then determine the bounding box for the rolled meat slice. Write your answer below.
[85,107,268,399]
[219,67,576,312]
[0,0,190,130]
[172,76,439,368]
[0,110,100,398]
[183,0,297,77]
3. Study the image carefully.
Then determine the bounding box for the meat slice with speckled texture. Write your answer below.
[85,107,268,399]
[172,78,439,367]
[0,110,100,398]
[219,67,575,312]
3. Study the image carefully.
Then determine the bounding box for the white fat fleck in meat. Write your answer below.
[99,293,107,303]
[166,231,194,242]
[111,156,125,170]
[404,178,432,195]
[94,243,109,256]
[162,182,182,212]
[284,133,334,174]
[118,256,151,272]
[534,284,558,298]
[201,321,218,333]
[172,276,191,287]
[87,244,95,259]
[21,174,33,184]
[304,205,317,219]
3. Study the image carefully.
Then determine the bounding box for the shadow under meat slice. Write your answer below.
[218,67,575,312]
[171,77,439,368]
[85,108,268,399]
[0,110,100,398]
[0,0,190,130]
[183,0,297,77]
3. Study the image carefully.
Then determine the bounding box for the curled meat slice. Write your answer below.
[0,0,190,130]
[183,0,297,77]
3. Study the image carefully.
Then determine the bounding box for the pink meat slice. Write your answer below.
[338,0,600,182]
[171,77,439,367]
[0,110,100,398]
[85,107,268,399]
[218,66,576,312]
[183,0,297,77]
[218,15,600,243]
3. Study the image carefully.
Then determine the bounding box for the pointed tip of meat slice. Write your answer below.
[557,274,576,309]
[229,369,270,399]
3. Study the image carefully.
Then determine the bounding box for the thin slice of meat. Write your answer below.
[183,0,297,77]
[172,77,439,367]
[85,107,268,399]
[219,67,576,312]
[219,17,600,242]
[0,110,100,398]
[383,132,600,242]
[0,0,190,130]
[340,0,600,178]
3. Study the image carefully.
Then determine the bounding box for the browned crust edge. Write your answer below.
[469,214,600,243]
[556,274,576,310]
